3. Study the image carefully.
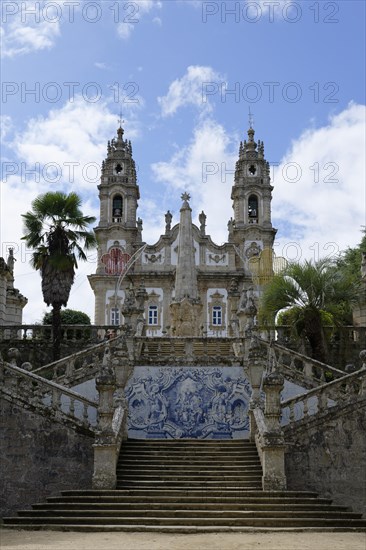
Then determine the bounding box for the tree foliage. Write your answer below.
[336,230,366,281]
[22,192,96,360]
[260,258,359,362]
[42,309,91,326]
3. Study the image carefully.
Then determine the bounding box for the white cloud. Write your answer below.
[152,16,162,26]
[0,1,64,58]
[151,103,366,260]
[0,115,13,141]
[272,102,366,261]
[151,117,236,243]
[1,98,140,323]
[117,0,162,40]
[94,62,109,70]
[158,65,224,117]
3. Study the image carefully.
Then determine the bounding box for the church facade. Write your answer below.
[88,124,277,336]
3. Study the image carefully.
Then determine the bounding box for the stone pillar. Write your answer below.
[112,338,135,440]
[174,193,198,301]
[261,371,287,491]
[92,359,117,489]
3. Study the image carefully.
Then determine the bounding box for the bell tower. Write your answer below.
[230,124,277,267]
[89,124,141,325]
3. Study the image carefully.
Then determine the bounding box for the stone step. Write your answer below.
[6,438,364,532]
[117,484,264,490]
[117,458,262,465]
[117,472,263,479]
[18,509,363,520]
[5,516,366,528]
[117,463,262,475]
[4,524,365,533]
[121,448,258,460]
[57,489,322,500]
[116,480,264,487]
[32,502,350,512]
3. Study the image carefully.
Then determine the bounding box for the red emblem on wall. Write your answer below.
[101,248,130,275]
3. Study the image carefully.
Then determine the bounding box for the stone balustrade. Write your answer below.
[281,363,366,427]
[272,325,366,370]
[32,335,123,387]
[0,324,122,342]
[0,359,98,435]
[259,338,344,389]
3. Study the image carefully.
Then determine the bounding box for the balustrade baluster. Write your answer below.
[289,403,295,422]
[304,361,312,379]
[69,397,75,417]
[82,403,89,425]
[66,359,75,379]
[318,391,327,413]
[52,388,61,410]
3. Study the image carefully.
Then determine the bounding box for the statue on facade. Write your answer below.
[6,248,16,273]
[227,218,234,240]
[199,211,206,235]
[165,210,172,232]
[137,217,143,234]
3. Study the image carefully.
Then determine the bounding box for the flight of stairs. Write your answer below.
[3,439,366,531]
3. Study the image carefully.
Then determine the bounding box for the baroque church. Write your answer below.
[88,123,276,337]
[1,121,365,531]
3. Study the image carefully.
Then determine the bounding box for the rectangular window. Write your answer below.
[148,305,158,326]
[212,306,222,326]
[111,308,120,326]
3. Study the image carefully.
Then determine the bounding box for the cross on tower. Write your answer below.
[117,109,125,128]
[248,108,254,129]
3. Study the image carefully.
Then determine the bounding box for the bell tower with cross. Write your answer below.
[230,112,277,269]
[88,119,141,324]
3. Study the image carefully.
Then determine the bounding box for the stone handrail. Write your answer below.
[32,334,124,387]
[0,360,98,435]
[112,404,128,455]
[281,368,366,427]
[259,339,344,389]
[0,324,121,342]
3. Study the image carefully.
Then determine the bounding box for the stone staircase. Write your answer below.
[3,439,366,531]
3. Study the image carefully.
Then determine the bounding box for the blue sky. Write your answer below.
[1,0,365,322]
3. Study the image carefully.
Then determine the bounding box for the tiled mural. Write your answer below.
[125,366,252,439]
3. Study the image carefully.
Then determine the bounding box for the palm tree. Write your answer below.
[259,258,359,363]
[22,192,96,360]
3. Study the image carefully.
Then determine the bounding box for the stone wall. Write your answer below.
[0,398,94,517]
[285,403,366,517]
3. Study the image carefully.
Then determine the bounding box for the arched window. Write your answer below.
[248,195,258,223]
[112,195,123,222]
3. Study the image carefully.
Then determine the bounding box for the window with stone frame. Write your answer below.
[112,194,123,222]
[208,291,226,332]
[111,307,120,326]
[145,291,163,330]
[148,305,158,326]
[212,306,222,326]
[106,295,123,326]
